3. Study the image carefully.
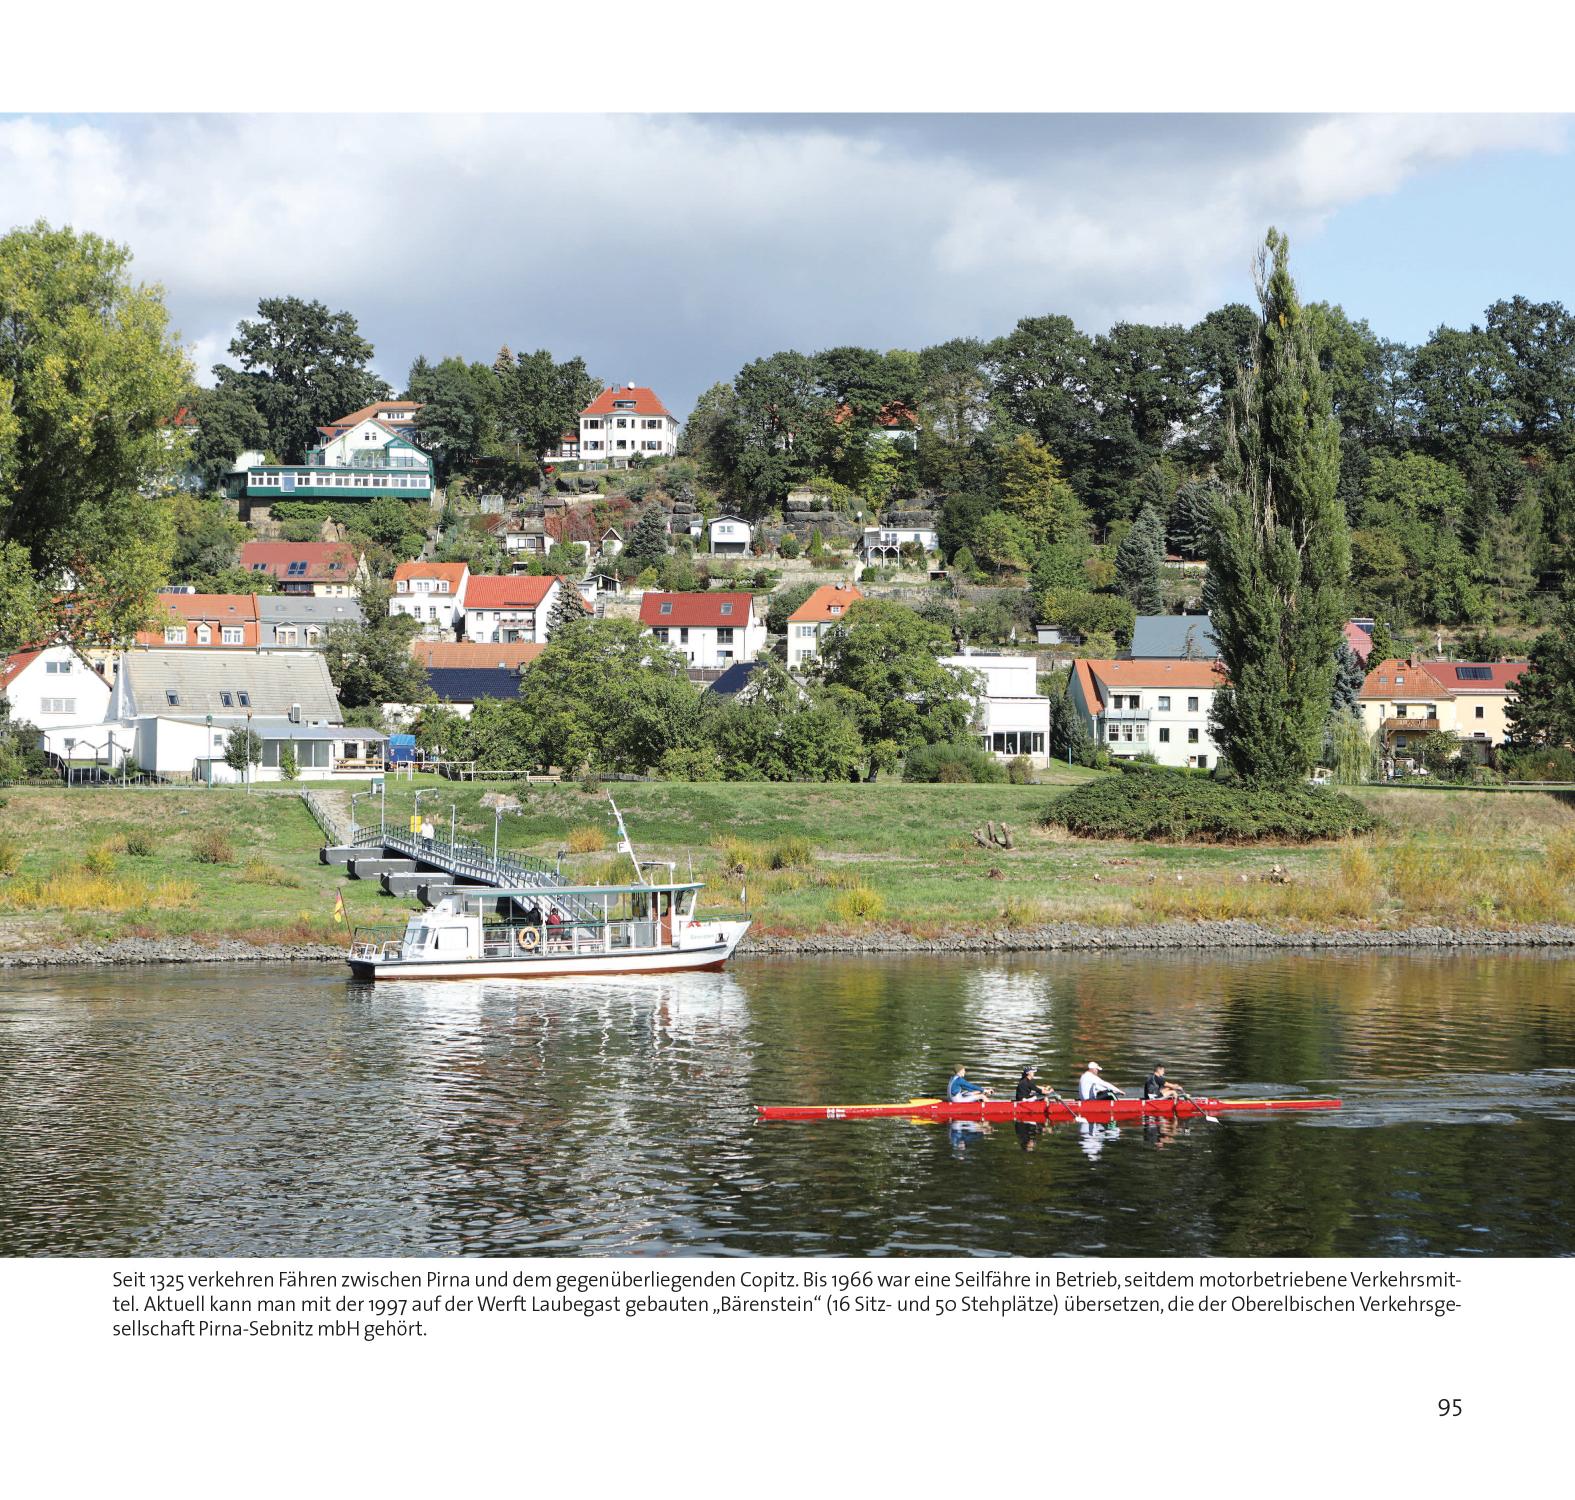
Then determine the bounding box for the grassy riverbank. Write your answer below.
[2,774,1574,954]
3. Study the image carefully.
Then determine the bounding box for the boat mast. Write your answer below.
[607,793,645,885]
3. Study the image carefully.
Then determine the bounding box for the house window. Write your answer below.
[720,602,733,616]
[276,628,297,646]
[1158,727,1170,743]
[660,602,673,615]
[1157,695,1170,710]
[1475,705,1485,719]
[237,691,250,707]
[796,625,817,637]
[718,628,734,645]
[45,659,72,674]
[221,627,242,645]
[219,692,234,707]
[1188,727,1199,743]
[1187,696,1199,712]
[584,419,602,429]
[166,691,181,706]
[40,697,76,715]
[653,628,668,643]
[397,580,408,592]
[165,627,187,644]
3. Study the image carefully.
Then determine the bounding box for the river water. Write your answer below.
[2,952,1572,1257]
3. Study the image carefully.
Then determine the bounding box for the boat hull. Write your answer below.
[347,922,750,981]
[756,1095,1341,1123]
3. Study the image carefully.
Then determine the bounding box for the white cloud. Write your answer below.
[0,113,1565,411]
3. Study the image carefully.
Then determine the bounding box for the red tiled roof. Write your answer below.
[393,561,468,587]
[240,541,361,583]
[464,575,560,610]
[1361,658,1445,700]
[410,641,545,669]
[329,400,422,428]
[640,591,754,629]
[1090,659,1225,691]
[832,399,918,429]
[1071,658,1104,715]
[787,585,863,624]
[136,594,261,648]
[581,385,673,419]
[1,650,41,690]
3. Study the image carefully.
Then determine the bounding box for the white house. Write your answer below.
[462,575,562,644]
[639,592,765,669]
[1,644,112,738]
[231,419,434,505]
[38,649,383,782]
[707,515,753,556]
[599,528,624,558]
[1068,658,1225,769]
[579,384,679,461]
[859,523,937,565]
[941,652,1051,766]
[785,584,863,669]
[391,561,469,636]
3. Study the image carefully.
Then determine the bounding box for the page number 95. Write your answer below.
[1438,1399,1462,1417]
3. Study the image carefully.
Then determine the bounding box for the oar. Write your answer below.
[1044,1090,1082,1123]
[1177,1089,1219,1123]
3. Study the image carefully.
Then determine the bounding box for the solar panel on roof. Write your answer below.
[1455,666,1493,680]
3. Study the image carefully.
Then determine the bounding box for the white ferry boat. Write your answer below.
[347,874,751,981]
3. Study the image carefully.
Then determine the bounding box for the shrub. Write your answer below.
[1006,755,1035,785]
[0,835,19,876]
[717,836,767,873]
[279,744,300,782]
[655,745,721,781]
[83,842,118,876]
[831,885,886,923]
[768,837,813,869]
[902,740,1008,784]
[1502,746,1575,782]
[242,857,301,888]
[566,825,608,853]
[121,829,157,857]
[192,828,234,864]
[778,532,801,559]
[1040,772,1379,844]
[999,896,1045,929]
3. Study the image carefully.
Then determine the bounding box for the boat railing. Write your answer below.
[479,917,665,959]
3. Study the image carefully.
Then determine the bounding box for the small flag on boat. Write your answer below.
[739,885,747,907]
[333,890,346,925]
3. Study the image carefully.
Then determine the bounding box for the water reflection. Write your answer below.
[1,951,1573,1256]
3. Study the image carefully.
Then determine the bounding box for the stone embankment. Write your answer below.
[5,921,1575,968]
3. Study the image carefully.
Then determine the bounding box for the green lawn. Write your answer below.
[2,774,1572,951]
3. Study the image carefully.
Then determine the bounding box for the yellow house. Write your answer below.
[1358,658,1527,757]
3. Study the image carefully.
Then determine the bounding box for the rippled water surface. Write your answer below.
[2,952,1573,1256]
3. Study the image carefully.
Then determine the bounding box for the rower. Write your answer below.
[1014,1066,1047,1103]
[1143,1064,1183,1101]
[1078,1061,1125,1102]
[948,1066,991,1103]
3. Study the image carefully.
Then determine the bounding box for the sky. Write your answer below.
[1,112,1572,420]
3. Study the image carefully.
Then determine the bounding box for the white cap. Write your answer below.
[1086,1061,1101,1072]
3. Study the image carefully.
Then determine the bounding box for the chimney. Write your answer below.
[289,703,301,724]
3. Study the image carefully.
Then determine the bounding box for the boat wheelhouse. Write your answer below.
[347,873,750,981]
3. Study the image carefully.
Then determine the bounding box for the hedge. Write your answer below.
[1040,770,1378,843]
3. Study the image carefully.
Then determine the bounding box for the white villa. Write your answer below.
[639,592,766,669]
[859,522,937,565]
[391,561,469,636]
[707,516,753,555]
[1068,658,1224,769]
[579,384,679,461]
[1,644,112,738]
[785,584,862,669]
[462,575,563,644]
[941,652,1051,766]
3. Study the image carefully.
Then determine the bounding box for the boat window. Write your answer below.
[403,922,430,948]
[436,927,468,951]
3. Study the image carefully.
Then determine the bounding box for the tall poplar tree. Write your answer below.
[1207,230,1350,784]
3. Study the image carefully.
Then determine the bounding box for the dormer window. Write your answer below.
[195,625,211,644]
[660,602,673,615]
[830,605,841,615]
[720,602,733,616]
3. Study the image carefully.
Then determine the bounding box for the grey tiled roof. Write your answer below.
[119,649,344,721]
[1128,614,1219,659]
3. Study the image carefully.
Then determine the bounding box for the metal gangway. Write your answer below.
[348,821,601,923]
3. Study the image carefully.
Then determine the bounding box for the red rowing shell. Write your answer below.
[756,1096,1341,1123]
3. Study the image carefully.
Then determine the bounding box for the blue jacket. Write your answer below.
[948,1075,980,1099]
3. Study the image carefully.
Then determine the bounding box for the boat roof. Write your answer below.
[447,881,705,900]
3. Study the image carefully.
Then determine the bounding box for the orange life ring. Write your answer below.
[517,927,540,951]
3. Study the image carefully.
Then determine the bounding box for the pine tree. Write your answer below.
[1331,638,1366,713]
[1208,229,1351,784]
[1115,504,1165,614]
[1366,619,1396,663]
[625,505,671,572]
[547,578,591,637]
